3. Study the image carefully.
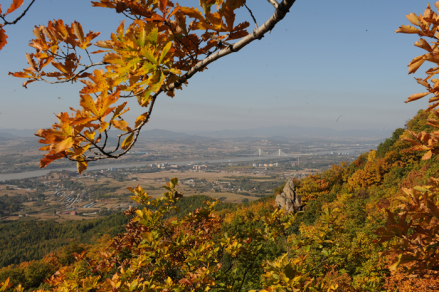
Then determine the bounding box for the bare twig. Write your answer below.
[244,3,258,29]
[0,0,37,26]
[37,62,108,84]
[122,11,136,21]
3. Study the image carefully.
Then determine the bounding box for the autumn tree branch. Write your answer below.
[81,0,297,163]
[161,0,296,93]
[0,0,37,26]
[38,62,108,84]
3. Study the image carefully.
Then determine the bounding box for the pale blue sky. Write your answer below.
[0,0,432,133]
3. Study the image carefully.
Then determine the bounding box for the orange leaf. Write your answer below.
[0,26,7,50]
[6,0,24,14]
[91,49,108,54]
[51,61,68,74]
[422,150,433,160]
[159,0,168,13]
[40,151,67,168]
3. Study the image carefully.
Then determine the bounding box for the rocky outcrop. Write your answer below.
[275,179,302,213]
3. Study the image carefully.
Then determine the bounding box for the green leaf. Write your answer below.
[159,42,172,64]
[141,47,158,65]
[137,62,156,75]
[146,27,158,45]
[414,186,428,193]
[137,27,147,47]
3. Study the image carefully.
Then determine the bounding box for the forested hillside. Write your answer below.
[1,109,438,291]
[0,195,226,269]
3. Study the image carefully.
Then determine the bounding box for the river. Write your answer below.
[0,155,290,182]
[0,147,373,182]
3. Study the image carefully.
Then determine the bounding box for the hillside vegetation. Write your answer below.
[1,109,438,291]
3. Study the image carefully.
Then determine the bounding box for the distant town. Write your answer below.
[0,131,381,222]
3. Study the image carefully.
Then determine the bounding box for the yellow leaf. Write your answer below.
[70,144,91,159]
[408,56,425,74]
[99,122,109,133]
[135,113,148,128]
[141,47,158,65]
[395,25,421,34]
[121,133,134,150]
[25,53,37,71]
[405,92,430,103]
[111,120,129,131]
[73,21,85,43]
[55,137,73,153]
[137,90,151,107]
[77,160,88,174]
[406,13,421,26]
[414,38,432,52]
[80,94,98,115]
[159,42,172,64]
[112,102,129,120]
[136,209,143,217]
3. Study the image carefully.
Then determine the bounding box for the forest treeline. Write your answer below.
[0,195,228,269]
[1,109,438,291]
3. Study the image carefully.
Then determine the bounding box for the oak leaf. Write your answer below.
[6,0,24,15]
[405,92,430,103]
[121,133,134,150]
[0,26,7,50]
[111,119,129,131]
[395,25,421,34]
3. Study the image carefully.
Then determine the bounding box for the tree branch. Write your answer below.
[76,0,297,163]
[1,0,37,26]
[162,0,296,93]
[38,62,108,84]
[267,0,279,9]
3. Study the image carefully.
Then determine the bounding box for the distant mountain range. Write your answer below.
[0,128,38,137]
[139,129,212,141]
[0,125,393,141]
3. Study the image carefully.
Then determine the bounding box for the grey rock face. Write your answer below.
[275,179,302,213]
